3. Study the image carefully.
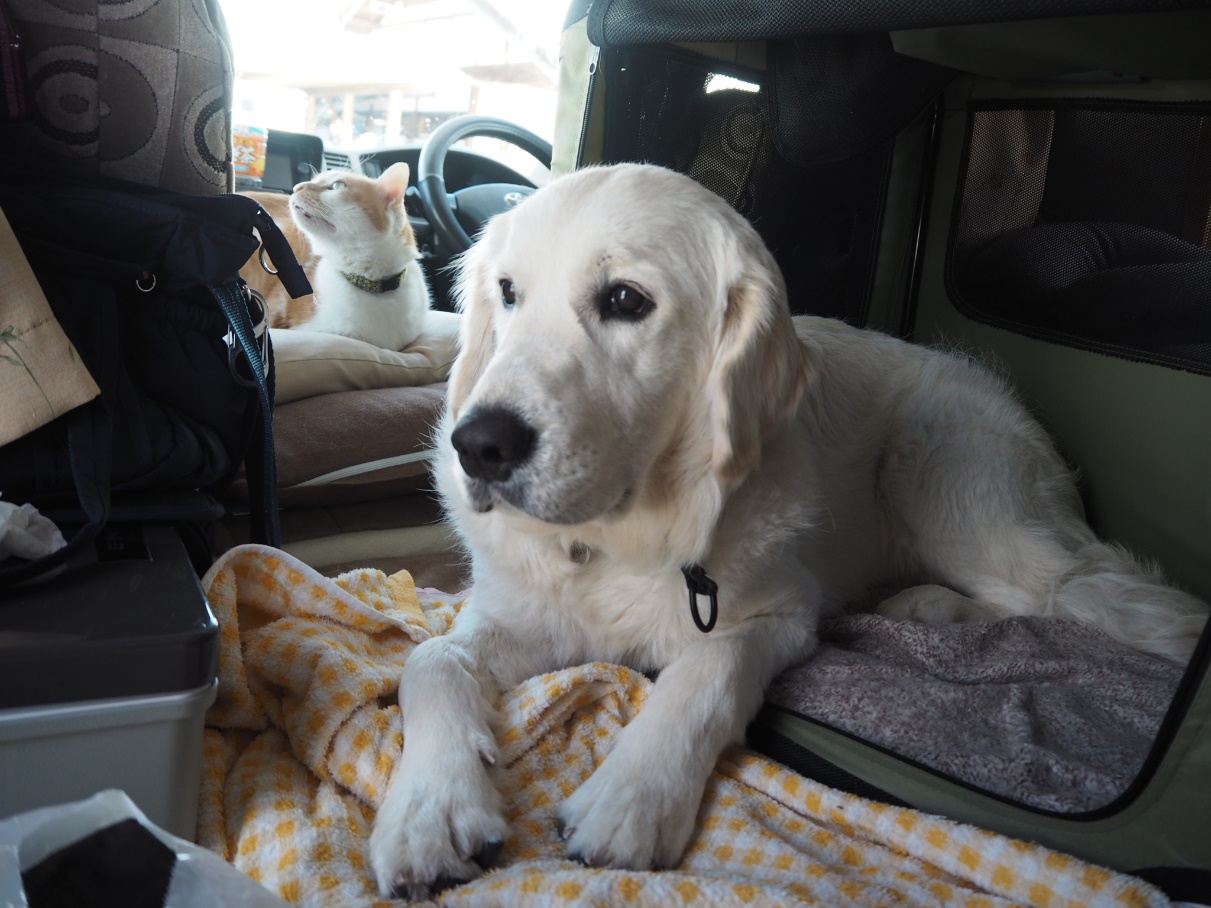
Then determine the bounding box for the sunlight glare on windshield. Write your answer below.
[219,0,567,153]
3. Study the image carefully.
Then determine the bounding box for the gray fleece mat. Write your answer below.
[766,615,1183,812]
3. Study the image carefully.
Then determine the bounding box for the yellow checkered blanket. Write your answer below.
[198,545,1168,907]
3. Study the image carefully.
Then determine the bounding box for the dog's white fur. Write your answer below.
[369,163,1208,897]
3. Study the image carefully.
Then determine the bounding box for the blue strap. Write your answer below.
[209,283,280,547]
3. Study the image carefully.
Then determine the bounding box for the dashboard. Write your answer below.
[260,128,534,194]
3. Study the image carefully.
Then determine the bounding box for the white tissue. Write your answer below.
[0,498,67,562]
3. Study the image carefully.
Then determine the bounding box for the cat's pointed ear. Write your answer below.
[378,162,411,204]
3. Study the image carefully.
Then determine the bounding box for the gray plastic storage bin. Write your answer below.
[0,524,219,840]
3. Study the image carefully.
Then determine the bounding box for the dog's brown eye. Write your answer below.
[500,279,517,308]
[601,284,653,321]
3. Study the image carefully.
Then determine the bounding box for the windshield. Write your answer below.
[220,0,565,160]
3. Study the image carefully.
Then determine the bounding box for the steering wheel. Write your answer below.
[417,115,554,254]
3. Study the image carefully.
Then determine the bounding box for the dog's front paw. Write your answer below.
[369,758,508,900]
[556,757,699,870]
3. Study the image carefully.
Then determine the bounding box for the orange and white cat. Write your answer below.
[242,162,431,351]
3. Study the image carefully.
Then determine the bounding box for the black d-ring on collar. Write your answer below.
[682,564,719,633]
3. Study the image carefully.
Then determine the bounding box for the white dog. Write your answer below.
[369,163,1207,898]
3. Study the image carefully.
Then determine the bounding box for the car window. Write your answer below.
[220,0,564,180]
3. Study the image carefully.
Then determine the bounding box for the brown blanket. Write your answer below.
[767,613,1182,812]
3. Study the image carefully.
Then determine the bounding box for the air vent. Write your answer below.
[322,150,355,172]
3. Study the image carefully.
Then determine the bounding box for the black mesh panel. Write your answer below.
[948,100,1211,374]
[600,46,895,325]
[768,33,954,166]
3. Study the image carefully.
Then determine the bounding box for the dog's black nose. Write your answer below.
[451,408,536,483]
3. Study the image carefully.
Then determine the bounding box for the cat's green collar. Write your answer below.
[340,268,407,294]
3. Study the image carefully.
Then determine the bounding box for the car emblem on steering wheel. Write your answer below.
[504,192,526,208]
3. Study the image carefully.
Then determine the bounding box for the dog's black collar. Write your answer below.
[340,267,407,294]
[682,564,718,633]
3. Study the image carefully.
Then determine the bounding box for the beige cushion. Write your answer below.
[271,310,460,405]
[228,382,448,507]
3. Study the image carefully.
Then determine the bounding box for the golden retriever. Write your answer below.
[368,163,1207,897]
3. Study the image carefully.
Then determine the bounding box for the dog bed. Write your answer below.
[197,546,1169,907]
[218,312,465,584]
[226,311,458,508]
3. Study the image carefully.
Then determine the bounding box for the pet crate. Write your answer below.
[556,1,1211,900]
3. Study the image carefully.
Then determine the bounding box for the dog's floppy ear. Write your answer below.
[448,241,497,419]
[709,263,814,484]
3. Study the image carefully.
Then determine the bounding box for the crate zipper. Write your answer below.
[575,44,601,168]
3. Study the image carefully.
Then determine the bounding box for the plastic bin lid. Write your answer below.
[0,525,219,709]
